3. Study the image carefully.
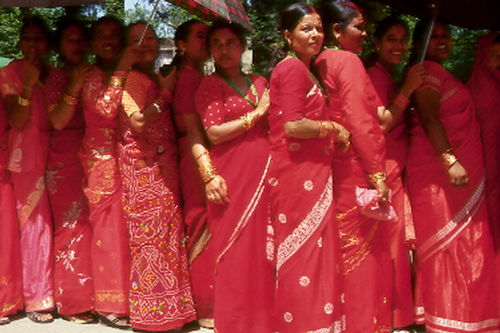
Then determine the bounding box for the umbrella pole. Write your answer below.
[137,0,162,45]
[418,3,439,63]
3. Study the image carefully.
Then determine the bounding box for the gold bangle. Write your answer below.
[199,159,217,183]
[17,96,31,107]
[368,171,386,185]
[241,112,254,129]
[62,93,78,106]
[109,75,125,88]
[195,151,209,160]
[441,149,458,169]
[317,120,334,137]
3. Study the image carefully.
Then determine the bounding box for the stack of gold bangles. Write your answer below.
[62,93,78,106]
[368,171,386,185]
[197,151,217,183]
[17,96,31,107]
[109,71,127,88]
[441,148,458,169]
[240,112,256,129]
[316,120,335,137]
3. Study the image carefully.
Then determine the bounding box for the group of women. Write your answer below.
[0,0,498,332]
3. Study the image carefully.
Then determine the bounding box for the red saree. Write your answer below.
[268,57,344,333]
[119,70,196,331]
[195,73,274,333]
[0,97,23,318]
[0,59,55,312]
[46,69,93,316]
[467,32,500,250]
[316,49,392,333]
[80,67,129,315]
[368,62,415,328]
[172,66,214,324]
[407,60,499,332]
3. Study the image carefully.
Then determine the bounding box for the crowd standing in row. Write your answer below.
[0,1,499,332]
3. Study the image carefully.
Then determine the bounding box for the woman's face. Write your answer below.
[375,24,408,66]
[127,24,158,64]
[91,21,122,61]
[60,25,88,66]
[426,23,451,63]
[180,22,209,65]
[335,13,367,53]
[19,24,50,62]
[488,43,500,69]
[209,27,245,71]
[285,13,324,60]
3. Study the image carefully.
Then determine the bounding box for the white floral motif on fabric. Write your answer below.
[279,213,287,224]
[304,180,314,191]
[324,302,334,314]
[288,142,301,152]
[268,177,279,187]
[299,276,310,287]
[317,237,323,248]
[284,312,293,323]
[277,174,333,270]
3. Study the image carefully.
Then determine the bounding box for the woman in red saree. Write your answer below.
[406,21,499,332]
[78,16,138,327]
[367,16,426,330]
[467,32,500,249]
[0,96,23,325]
[316,1,393,332]
[118,22,196,331]
[46,18,94,323]
[268,4,348,332]
[171,20,219,327]
[0,16,57,323]
[195,20,273,333]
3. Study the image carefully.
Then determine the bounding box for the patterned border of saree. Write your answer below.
[276,173,333,271]
[417,178,485,265]
[425,313,500,333]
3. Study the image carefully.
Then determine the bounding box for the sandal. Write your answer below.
[0,317,10,325]
[27,311,54,323]
[61,311,96,324]
[98,313,130,329]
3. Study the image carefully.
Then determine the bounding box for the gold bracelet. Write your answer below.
[368,171,386,184]
[199,159,217,183]
[62,93,78,106]
[441,149,458,169]
[240,112,254,129]
[17,96,31,107]
[317,120,334,137]
[109,75,125,88]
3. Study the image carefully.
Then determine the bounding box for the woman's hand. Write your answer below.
[205,175,229,204]
[67,64,92,96]
[116,45,142,71]
[23,61,41,89]
[333,122,350,152]
[158,67,177,93]
[255,88,270,116]
[447,161,468,188]
[401,63,426,96]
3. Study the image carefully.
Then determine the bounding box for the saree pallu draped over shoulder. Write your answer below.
[407,60,499,333]
[0,59,55,312]
[79,66,130,315]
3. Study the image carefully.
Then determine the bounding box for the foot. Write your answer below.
[61,311,96,324]
[0,317,10,325]
[98,312,130,329]
[27,311,54,323]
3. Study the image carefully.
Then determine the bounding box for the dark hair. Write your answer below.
[410,19,448,64]
[319,0,361,46]
[19,15,52,44]
[171,19,204,67]
[125,20,157,43]
[268,3,317,71]
[90,15,124,42]
[373,16,408,42]
[494,34,500,45]
[54,16,89,51]
[206,19,247,49]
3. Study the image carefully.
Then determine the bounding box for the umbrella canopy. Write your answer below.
[0,0,104,7]
[375,0,499,30]
[165,0,253,32]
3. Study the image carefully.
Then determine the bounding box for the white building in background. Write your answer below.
[155,37,253,75]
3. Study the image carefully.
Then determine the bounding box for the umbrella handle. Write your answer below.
[137,0,162,46]
[418,2,439,63]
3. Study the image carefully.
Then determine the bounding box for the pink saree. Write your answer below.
[268,57,344,333]
[80,67,129,315]
[368,62,415,328]
[120,70,195,331]
[0,59,55,312]
[467,32,500,250]
[46,69,93,316]
[407,60,499,332]
[0,97,23,318]
[195,73,274,333]
[172,66,214,324]
[316,49,392,333]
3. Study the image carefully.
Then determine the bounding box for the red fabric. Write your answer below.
[368,62,415,328]
[316,49,392,333]
[195,73,273,333]
[268,57,344,333]
[0,98,23,318]
[45,69,93,316]
[172,66,214,321]
[80,66,129,315]
[0,59,55,312]
[467,32,500,251]
[119,70,195,331]
[407,60,499,332]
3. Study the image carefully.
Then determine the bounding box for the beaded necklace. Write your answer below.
[221,72,259,108]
